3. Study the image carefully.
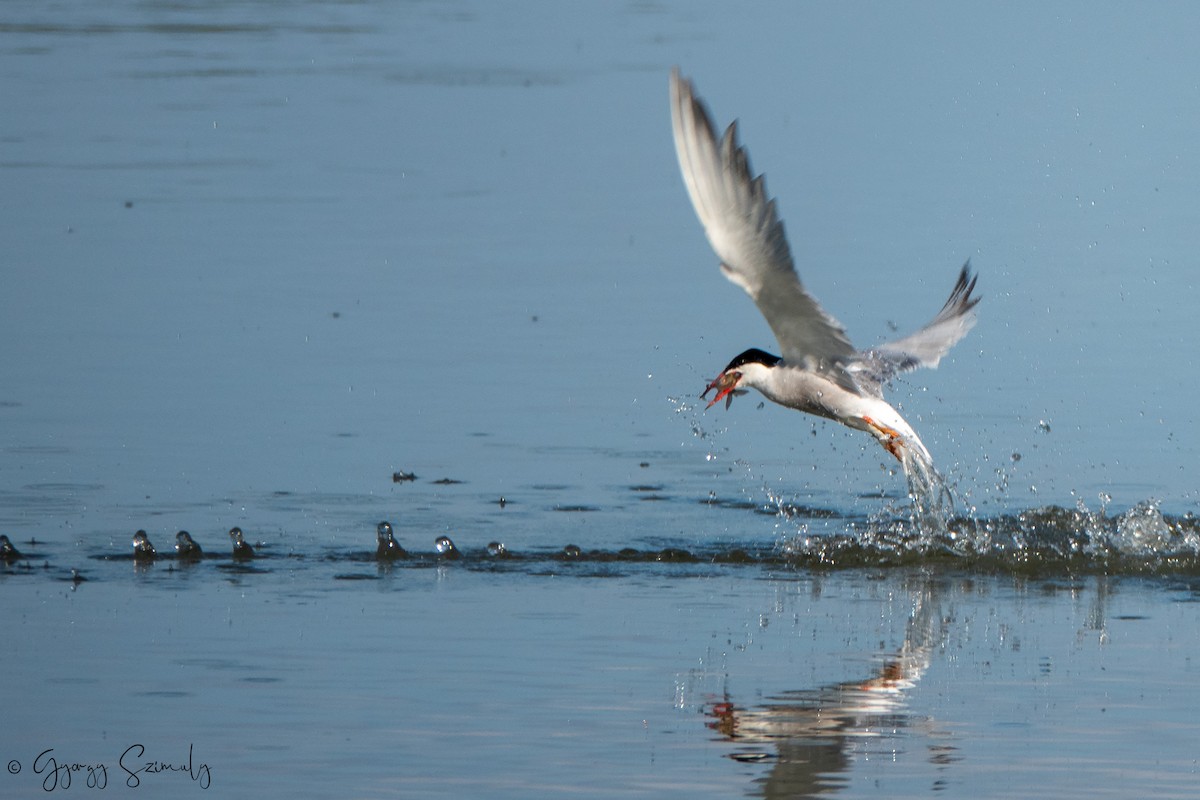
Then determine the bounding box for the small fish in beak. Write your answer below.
[701,371,745,410]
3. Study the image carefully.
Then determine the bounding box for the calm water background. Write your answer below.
[3,2,1200,797]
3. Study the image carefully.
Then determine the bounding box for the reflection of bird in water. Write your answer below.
[435,535,460,560]
[705,584,943,798]
[0,534,21,562]
[708,643,931,740]
[376,521,408,560]
[132,530,157,562]
[228,527,255,560]
[175,531,203,561]
[669,69,978,471]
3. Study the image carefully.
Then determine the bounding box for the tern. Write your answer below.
[669,69,978,470]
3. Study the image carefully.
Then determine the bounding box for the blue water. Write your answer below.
[3,2,1200,797]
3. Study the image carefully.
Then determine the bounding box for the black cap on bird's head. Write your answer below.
[701,348,781,409]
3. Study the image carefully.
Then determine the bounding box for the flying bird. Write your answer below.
[669,68,978,470]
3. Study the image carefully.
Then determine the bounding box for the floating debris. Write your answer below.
[68,568,87,587]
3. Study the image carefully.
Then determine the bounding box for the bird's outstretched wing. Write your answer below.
[669,68,856,370]
[849,264,979,392]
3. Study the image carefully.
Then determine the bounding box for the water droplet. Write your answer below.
[435,535,460,559]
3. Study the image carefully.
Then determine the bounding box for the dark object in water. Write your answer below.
[486,541,510,558]
[656,547,698,563]
[376,521,408,560]
[435,535,460,560]
[561,544,582,559]
[132,530,157,562]
[712,548,757,564]
[432,477,463,485]
[229,526,255,560]
[175,530,203,561]
[0,534,21,562]
[392,471,417,483]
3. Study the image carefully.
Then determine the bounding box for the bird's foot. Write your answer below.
[862,415,904,461]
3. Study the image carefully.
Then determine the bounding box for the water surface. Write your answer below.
[3,2,1200,797]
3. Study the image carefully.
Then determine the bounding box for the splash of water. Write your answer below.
[667,394,1200,569]
[845,446,960,555]
[898,444,956,545]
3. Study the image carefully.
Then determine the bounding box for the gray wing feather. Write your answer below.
[669,69,856,370]
[849,263,979,393]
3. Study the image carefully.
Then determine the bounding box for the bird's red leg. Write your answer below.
[862,415,904,461]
